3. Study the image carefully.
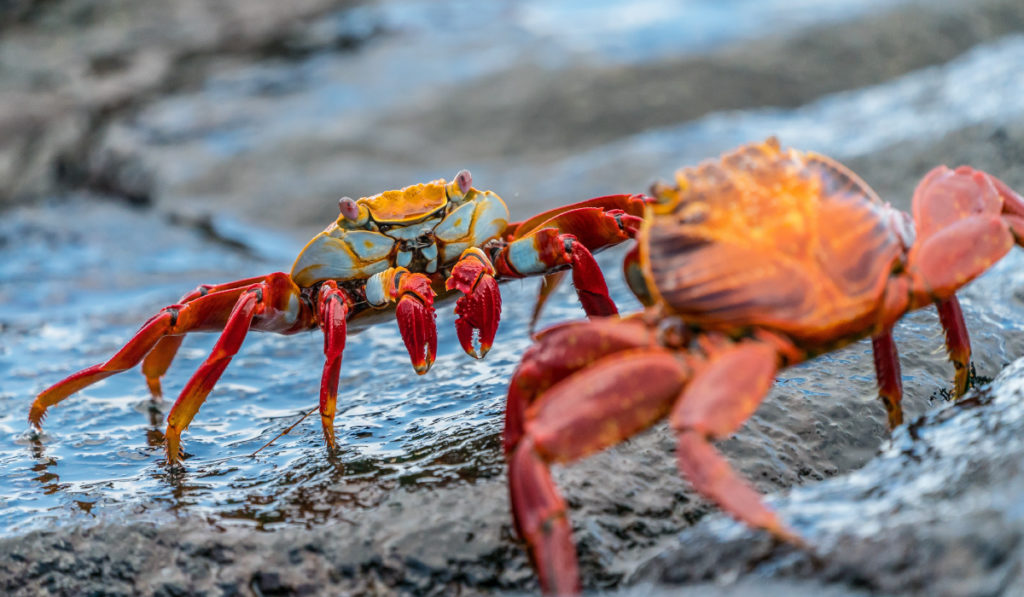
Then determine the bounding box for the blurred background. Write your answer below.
[2,0,1024,594]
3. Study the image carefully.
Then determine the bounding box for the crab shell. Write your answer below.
[290,175,510,287]
[637,138,915,349]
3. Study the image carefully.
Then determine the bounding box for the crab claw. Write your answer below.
[395,271,438,374]
[447,248,502,358]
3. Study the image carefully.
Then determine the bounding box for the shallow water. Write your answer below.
[0,199,645,536]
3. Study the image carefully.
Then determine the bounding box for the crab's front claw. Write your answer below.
[394,271,438,374]
[446,248,501,358]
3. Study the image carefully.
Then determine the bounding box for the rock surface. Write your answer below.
[631,358,1024,597]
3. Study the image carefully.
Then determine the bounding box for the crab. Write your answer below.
[29,170,649,464]
[503,139,1024,594]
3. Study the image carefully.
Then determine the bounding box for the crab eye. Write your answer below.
[338,196,360,220]
[455,169,472,195]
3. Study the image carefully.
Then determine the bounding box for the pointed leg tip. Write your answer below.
[27,405,45,429]
[321,417,338,451]
[146,378,164,400]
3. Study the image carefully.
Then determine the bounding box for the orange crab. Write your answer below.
[29,170,648,464]
[503,139,1024,594]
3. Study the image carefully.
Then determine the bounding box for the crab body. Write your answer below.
[30,170,649,464]
[505,139,1024,594]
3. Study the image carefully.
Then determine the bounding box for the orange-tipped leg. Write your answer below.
[29,275,285,431]
[446,247,501,358]
[317,281,353,450]
[164,286,267,463]
[936,296,971,398]
[139,277,269,398]
[871,330,904,429]
[670,342,799,544]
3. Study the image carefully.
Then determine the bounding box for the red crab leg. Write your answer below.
[317,281,353,450]
[165,273,308,463]
[28,276,284,428]
[141,276,270,398]
[445,247,501,358]
[936,296,971,398]
[670,341,798,543]
[899,166,1024,397]
[871,331,904,429]
[504,317,656,456]
[510,348,690,596]
[499,195,649,322]
[494,229,618,318]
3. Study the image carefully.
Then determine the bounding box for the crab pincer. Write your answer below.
[446,247,502,358]
[367,268,438,374]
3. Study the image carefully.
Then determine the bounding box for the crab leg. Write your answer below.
[317,281,353,449]
[164,273,308,462]
[499,195,649,322]
[366,267,438,374]
[141,276,271,398]
[510,349,689,595]
[504,317,672,594]
[902,166,1024,396]
[871,331,904,428]
[494,229,618,318]
[936,297,971,397]
[446,247,501,358]
[670,342,798,543]
[28,276,286,428]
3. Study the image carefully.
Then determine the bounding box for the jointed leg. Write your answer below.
[140,276,269,398]
[936,296,971,398]
[670,342,798,542]
[165,285,269,463]
[509,349,689,595]
[494,228,618,319]
[29,281,268,428]
[871,330,904,429]
[317,281,352,450]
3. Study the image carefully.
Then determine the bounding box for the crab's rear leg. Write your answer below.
[901,166,1024,398]
[870,331,905,429]
[28,276,281,428]
[163,273,311,463]
[670,341,799,543]
[140,276,271,398]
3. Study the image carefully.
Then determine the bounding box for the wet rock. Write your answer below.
[630,358,1024,597]
[0,0,359,207]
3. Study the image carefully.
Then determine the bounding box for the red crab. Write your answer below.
[29,170,648,464]
[504,139,1024,594]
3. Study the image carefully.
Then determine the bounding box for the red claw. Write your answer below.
[447,249,502,358]
[395,272,437,374]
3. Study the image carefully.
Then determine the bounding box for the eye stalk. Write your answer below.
[447,169,473,201]
[338,196,360,220]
